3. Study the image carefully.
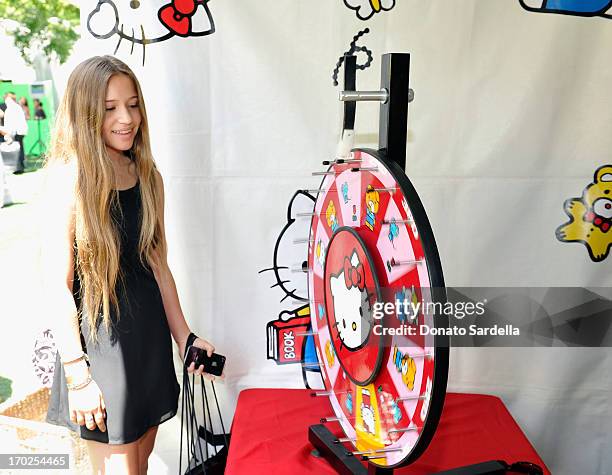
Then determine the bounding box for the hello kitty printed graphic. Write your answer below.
[261,191,322,389]
[324,227,384,385]
[329,251,372,350]
[360,388,376,434]
[87,0,215,63]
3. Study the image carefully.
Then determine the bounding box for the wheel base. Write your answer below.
[308,424,394,474]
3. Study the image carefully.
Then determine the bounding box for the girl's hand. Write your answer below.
[68,379,107,432]
[185,337,217,380]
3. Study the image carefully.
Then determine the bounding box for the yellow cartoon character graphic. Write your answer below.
[364,185,380,231]
[392,346,417,391]
[401,355,417,391]
[326,201,339,233]
[325,340,335,367]
[556,165,612,262]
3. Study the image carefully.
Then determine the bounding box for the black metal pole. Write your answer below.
[378,53,410,171]
[343,55,357,133]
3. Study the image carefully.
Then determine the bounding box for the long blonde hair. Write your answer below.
[46,55,165,344]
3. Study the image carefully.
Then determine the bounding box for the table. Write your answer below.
[225,389,550,474]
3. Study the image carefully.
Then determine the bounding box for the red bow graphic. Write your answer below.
[343,257,365,291]
[159,0,198,36]
[585,210,611,233]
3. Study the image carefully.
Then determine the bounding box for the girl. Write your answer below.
[43,55,214,474]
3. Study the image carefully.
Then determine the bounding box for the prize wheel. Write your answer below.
[308,148,449,468]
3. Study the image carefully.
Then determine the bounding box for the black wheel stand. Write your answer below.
[309,424,515,475]
[309,424,394,475]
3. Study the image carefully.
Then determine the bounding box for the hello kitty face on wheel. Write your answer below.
[329,250,372,350]
[87,0,215,62]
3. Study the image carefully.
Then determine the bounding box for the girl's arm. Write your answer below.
[149,170,214,375]
[41,164,107,432]
[41,165,90,370]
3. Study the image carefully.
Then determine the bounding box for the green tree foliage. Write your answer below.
[0,0,80,65]
[0,375,12,404]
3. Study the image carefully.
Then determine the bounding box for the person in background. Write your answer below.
[33,98,47,120]
[1,92,28,174]
[19,97,31,120]
[0,96,6,143]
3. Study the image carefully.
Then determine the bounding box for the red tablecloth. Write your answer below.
[225,389,550,474]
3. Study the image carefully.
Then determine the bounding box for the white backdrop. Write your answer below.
[68,1,612,473]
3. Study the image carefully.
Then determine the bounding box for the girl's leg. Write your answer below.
[137,425,159,475]
[85,438,140,475]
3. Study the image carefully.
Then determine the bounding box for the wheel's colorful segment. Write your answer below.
[308,149,446,468]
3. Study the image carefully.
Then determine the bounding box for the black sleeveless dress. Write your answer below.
[46,182,181,444]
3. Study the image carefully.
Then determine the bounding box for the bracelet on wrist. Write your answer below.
[62,353,89,367]
[66,373,92,391]
[186,332,198,351]
[65,367,90,386]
